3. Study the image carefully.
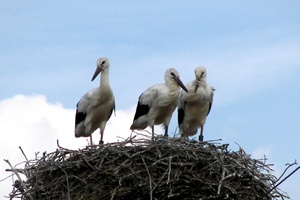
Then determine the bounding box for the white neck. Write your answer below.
[166,80,180,94]
[100,69,110,89]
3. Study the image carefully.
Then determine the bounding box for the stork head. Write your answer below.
[194,66,207,92]
[91,57,110,81]
[165,68,188,92]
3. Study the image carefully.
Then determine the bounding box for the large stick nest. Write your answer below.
[7,133,288,200]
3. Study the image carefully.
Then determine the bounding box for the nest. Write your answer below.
[6,133,288,200]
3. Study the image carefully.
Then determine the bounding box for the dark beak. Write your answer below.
[194,84,199,93]
[91,66,103,81]
[175,76,188,93]
[194,75,202,92]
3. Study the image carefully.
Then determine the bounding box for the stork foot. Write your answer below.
[199,135,204,142]
[99,140,104,145]
[164,133,168,138]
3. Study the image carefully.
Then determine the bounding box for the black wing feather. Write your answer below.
[107,103,115,121]
[75,109,86,127]
[207,102,212,116]
[178,101,186,126]
[133,101,150,121]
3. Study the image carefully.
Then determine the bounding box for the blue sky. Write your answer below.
[1,1,300,198]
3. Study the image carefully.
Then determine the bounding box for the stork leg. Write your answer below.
[164,125,168,137]
[199,125,204,142]
[99,130,104,145]
[151,125,154,141]
[185,130,189,139]
[90,135,93,145]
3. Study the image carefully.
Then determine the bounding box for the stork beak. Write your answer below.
[194,75,202,92]
[194,84,199,93]
[175,77,188,93]
[91,66,103,81]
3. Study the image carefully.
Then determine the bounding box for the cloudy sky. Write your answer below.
[1,1,300,198]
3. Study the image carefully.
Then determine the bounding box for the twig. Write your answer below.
[57,165,71,200]
[152,156,172,192]
[167,156,172,184]
[276,160,298,183]
[57,139,73,152]
[19,146,29,163]
[4,159,33,200]
[217,154,226,195]
[0,174,13,182]
[110,188,117,200]
[82,155,97,170]
[234,141,246,154]
[141,156,153,200]
[264,166,300,198]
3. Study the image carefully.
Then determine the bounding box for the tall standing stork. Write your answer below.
[130,68,188,139]
[178,66,214,141]
[75,57,115,145]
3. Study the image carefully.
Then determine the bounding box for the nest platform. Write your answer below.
[6,133,288,200]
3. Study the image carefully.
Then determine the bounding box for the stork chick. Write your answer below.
[130,68,188,139]
[178,66,214,141]
[75,57,115,145]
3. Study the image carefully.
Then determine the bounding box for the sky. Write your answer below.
[1,1,300,198]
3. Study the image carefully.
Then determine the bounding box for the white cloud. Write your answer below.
[0,94,75,197]
[0,94,166,197]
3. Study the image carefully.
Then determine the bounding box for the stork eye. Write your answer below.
[102,60,106,65]
[170,72,176,80]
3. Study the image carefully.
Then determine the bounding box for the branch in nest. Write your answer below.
[4,133,291,200]
[4,159,33,200]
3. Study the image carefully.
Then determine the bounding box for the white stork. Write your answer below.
[75,57,115,145]
[130,68,188,139]
[178,66,214,141]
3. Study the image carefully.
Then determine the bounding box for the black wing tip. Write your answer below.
[207,102,212,116]
[75,111,86,127]
[178,108,184,126]
[133,102,150,121]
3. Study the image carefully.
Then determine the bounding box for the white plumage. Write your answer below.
[130,68,188,139]
[75,57,115,145]
[178,66,214,141]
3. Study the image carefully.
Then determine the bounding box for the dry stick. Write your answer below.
[167,156,172,184]
[264,166,300,198]
[217,154,225,195]
[276,161,298,183]
[151,156,172,192]
[56,139,74,152]
[57,165,71,200]
[19,146,34,178]
[234,141,246,154]
[110,188,117,200]
[82,155,97,170]
[4,159,33,200]
[141,156,153,200]
[0,174,13,182]
[19,146,29,163]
